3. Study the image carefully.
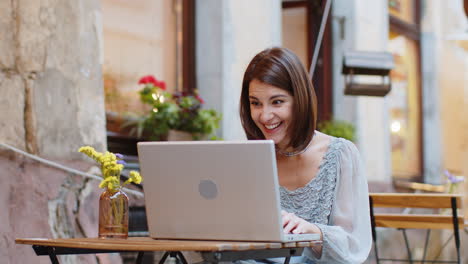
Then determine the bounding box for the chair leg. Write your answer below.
[451,197,461,264]
[369,196,380,264]
[421,229,430,264]
[401,229,413,264]
[136,252,145,264]
[373,243,379,264]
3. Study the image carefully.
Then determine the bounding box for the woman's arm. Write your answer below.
[305,139,372,263]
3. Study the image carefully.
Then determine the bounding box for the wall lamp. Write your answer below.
[342,51,395,97]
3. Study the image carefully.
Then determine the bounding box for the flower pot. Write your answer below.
[98,188,129,239]
[167,130,193,141]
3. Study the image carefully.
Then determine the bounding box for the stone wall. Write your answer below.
[0,1,109,263]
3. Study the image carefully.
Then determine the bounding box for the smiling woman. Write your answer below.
[248,79,295,150]
[237,47,372,264]
[240,48,317,155]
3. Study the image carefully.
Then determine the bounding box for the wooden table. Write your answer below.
[16,237,320,264]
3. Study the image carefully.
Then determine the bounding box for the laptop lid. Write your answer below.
[137,140,287,242]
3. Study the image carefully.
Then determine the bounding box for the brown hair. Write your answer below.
[239,47,317,152]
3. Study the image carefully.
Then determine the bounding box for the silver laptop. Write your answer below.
[137,140,320,242]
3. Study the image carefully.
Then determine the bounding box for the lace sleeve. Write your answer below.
[305,139,372,263]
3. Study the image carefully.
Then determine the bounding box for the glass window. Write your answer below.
[388,31,421,178]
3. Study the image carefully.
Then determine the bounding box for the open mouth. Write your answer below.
[264,122,281,130]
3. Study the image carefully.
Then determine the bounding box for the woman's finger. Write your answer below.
[283,216,300,233]
[282,212,295,227]
[292,222,305,234]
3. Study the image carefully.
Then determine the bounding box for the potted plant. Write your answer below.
[317,119,356,141]
[133,75,221,141]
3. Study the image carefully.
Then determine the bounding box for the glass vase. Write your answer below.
[98,188,129,239]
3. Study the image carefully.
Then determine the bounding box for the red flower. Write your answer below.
[196,95,205,104]
[157,80,166,90]
[138,75,166,90]
[138,75,158,86]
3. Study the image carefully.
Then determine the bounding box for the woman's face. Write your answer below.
[248,79,294,150]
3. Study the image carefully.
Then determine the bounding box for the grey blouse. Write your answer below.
[280,137,372,263]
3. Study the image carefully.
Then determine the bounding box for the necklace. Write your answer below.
[276,140,312,157]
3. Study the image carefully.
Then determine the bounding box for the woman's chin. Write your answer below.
[265,137,281,145]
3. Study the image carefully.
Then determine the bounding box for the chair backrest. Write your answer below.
[369,193,464,230]
[393,180,446,193]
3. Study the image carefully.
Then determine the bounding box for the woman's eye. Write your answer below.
[250,101,259,106]
[272,100,284,105]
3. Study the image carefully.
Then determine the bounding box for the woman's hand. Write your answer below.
[281,210,322,235]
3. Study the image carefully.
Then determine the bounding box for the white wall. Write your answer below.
[101,0,176,114]
[428,0,468,177]
[196,0,282,140]
[332,0,392,183]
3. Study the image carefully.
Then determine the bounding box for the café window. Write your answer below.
[388,0,422,180]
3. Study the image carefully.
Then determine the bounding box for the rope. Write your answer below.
[0,142,144,198]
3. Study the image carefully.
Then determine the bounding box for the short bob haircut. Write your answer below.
[239,47,317,152]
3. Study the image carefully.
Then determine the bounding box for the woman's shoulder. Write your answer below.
[312,131,347,148]
[307,131,333,155]
[314,131,358,155]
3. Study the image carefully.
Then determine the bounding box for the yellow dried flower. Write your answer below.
[99,176,120,189]
[78,146,143,191]
[124,171,143,185]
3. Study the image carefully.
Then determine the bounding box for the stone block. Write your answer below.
[20,0,106,159]
[16,0,49,72]
[0,72,26,150]
[34,68,80,157]
[0,0,15,69]
[34,68,105,159]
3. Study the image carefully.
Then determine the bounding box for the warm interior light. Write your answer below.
[391,121,401,133]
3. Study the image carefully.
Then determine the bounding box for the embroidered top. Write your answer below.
[279,137,372,264]
[279,137,341,224]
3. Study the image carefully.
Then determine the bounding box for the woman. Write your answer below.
[239,47,372,263]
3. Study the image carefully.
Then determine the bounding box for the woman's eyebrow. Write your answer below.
[248,94,288,100]
[270,95,288,100]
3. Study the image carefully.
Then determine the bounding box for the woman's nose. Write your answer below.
[259,107,274,122]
